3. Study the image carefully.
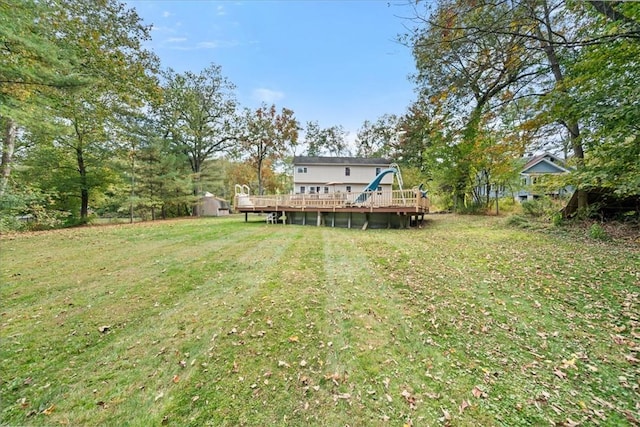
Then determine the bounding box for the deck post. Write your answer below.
[316,211,321,227]
[348,212,352,229]
[331,213,335,227]
[244,212,248,222]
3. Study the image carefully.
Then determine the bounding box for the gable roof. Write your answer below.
[521,153,570,174]
[293,156,392,166]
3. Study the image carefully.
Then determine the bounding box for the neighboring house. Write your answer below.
[517,152,572,201]
[473,152,573,203]
[197,192,230,216]
[292,156,393,195]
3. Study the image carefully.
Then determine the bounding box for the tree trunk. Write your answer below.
[76,147,89,221]
[130,156,135,224]
[537,0,587,210]
[257,158,264,196]
[0,117,17,196]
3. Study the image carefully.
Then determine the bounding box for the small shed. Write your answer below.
[199,192,230,216]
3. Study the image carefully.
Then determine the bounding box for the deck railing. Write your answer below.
[236,189,429,211]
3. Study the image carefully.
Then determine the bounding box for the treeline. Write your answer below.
[1,0,638,231]
[396,0,639,212]
[0,0,358,230]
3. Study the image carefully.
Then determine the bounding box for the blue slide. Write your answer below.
[354,167,397,203]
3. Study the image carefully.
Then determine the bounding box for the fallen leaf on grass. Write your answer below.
[459,400,470,413]
[625,354,639,364]
[288,335,299,343]
[440,407,451,422]
[277,360,290,368]
[172,375,179,383]
[383,377,390,389]
[472,386,487,398]
[333,393,351,401]
[623,410,640,425]
[560,358,577,370]
[324,372,347,385]
[41,404,55,415]
[401,389,417,410]
[98,325,110,333]
[553,368,567,379]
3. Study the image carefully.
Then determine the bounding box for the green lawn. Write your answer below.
[1,214,638,426]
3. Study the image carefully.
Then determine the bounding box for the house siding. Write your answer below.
[293,157,393,194]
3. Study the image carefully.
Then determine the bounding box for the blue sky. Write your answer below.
[124,0,418,144]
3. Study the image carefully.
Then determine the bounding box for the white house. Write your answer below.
[292,156,393,195]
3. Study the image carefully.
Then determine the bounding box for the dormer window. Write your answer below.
[345,167,350,176]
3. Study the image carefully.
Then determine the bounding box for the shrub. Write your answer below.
[588,223,608,240]
[551,212,564,227]
[0,188,69,232]
[506,214,531,228]
[521,197,559,218]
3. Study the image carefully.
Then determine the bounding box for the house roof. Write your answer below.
[202,192,228,202]
[293,156,392,166]
[522,153,570,174]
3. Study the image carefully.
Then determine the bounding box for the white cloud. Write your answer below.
[163,40,240,51]
[253,88,285,103]
[216,5,226,16]
[197,40,239,49]
[150,24,176,34]
[162,11,171,18]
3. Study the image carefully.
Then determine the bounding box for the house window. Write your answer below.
[297,167,307,173]
[309,186,315,194]
[345,167,350,176]
[346,186,352,193]
[532,176,544,185]
[300,186,305,194]
[376,167,381,175]
[324,187,329,194]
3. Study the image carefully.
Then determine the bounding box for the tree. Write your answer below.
[44,0,159,221]
[405,0,640,213]
[157,64,238,200]
[562,2,640,199]
[408,0,537,209]
[356,114,402,159]
[303,121,349,156]
[0,0,89,196]
[239,104,299,195]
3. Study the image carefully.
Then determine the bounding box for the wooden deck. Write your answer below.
[235,189,429,229]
